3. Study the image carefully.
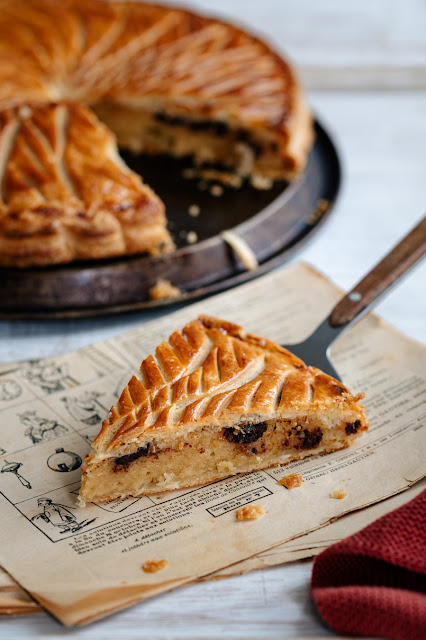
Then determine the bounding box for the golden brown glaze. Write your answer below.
[0,0,305,129]
[80,316,368,502]
[91,316,368,455]
[0,103,171,267]
[0,0,313,267]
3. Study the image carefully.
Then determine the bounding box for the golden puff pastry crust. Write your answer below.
[0,103,172,267]
[0,0,313,267]
[0,0,310,137]
[80,316,368,503]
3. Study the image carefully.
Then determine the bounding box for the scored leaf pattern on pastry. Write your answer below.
[0,0,293,125]
[94,317,359,452]
[0,0,312,267]
[0,103,169,266]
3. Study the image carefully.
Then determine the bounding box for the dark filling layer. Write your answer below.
[113,422,327,471]
[115,444,150,467]
[154,112,264,156]
[155,112,230,136]
[224,422,268,444]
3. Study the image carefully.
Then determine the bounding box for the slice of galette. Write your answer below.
[79,316,368,503]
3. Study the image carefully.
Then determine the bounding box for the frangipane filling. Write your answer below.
[82,417,362,502]
[92,103,294,181]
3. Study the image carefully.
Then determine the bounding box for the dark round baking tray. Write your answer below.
[0,119,341,319]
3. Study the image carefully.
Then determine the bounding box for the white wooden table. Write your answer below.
[1,1,425,637]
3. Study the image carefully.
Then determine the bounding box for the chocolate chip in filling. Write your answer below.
[115,443,151,467]
[224,422,268,444]
[298,428,323,449]
[345,420,361,435]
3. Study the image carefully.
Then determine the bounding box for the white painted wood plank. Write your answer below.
[0,561,365,639]
[299,90,426,342]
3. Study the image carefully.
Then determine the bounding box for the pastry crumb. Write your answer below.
[183,167,242,188]
[142,559,168,573]
[316,198,330,214]
[236,504,265,521]
[186,230,198,244]
[250,174,273,190]
[307,198,330,225]
[210,184,224,197]
[76,495,86,508]
[278,472,303,489]
[188,204,200,217]
[202,169,242,188]
[221,230,258,270]
[149,279,181,301]
[331,489,347,500]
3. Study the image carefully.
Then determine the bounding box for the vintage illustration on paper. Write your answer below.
[19,411,69,444]
[61,391,108,426]
[47,448,82,473]
[31,498,96,534]
[1,460,31,489]
[23,361,79,394]
[0,380,22,402]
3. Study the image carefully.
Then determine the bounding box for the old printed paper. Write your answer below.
[0,263,424,625]
[207,477,426,577]
[3,479,423,616]
[0,566,41,616]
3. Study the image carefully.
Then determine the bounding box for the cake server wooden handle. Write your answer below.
[329,215,426,327]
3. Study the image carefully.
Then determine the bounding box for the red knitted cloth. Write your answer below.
[311,489,426,640]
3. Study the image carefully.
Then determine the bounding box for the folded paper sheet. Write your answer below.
[2,480,424,616]
[0,566,42,616]
[0,263,424,625]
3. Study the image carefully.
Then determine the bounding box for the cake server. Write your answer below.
[282,215,426,380]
